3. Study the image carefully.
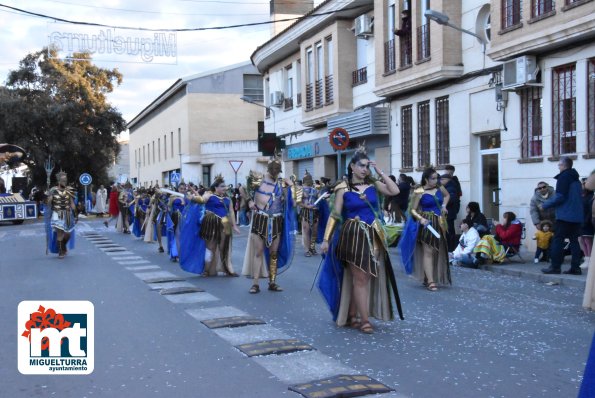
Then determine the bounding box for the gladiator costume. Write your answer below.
[46,177,76,258]
[296,171,321,255]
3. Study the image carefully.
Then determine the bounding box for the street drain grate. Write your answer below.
[289,374,394,398]
[144,276,187,283]
[235,339,313,357]
[201,316,265,329]
[160,287,205,295]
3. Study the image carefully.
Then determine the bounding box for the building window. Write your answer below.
[553,64,576,156]
[418,100,430,168]
[243,74,263,102]
[202,165,211,187]
[502,0,521,29]
[178,128,181,155]
[588,59,595,154]
[396,4,412,68]
[171,131,174,158]
[164,134,167,160]
[158,139,161,162]
[325,36,334,105]
[417,24,430,61]
[315,42,324,108]
[306,48,314,111]
[147,144,150,165]
[435,96,450,166]
[152,141,155,164]
[520,87,543,158]
[385,3,396,73]
[143,146,145,166]
[354,38,368,86]
[296,59,302,107]
[531,0,554,17]
[284,64,293,110]
[401,105,413,169]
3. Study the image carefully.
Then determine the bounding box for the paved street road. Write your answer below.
[1,218,593,398]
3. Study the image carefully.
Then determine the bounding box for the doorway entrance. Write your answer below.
[479,134,501,221]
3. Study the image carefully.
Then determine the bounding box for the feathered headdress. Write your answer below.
[212,173,225,187]
[355,141,367,156]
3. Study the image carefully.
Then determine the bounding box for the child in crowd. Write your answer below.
[533,220,553,263]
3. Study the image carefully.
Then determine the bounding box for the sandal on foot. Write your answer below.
[249,284,260,294]
[360,322,374,334]
[348,316,361,329]
[268,283,283,292]
[305,251,312,257]
[427,282,438,292]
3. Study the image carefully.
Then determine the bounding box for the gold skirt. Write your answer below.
[250,212,283,247]
[336,218,382,277]
[300,207,319,226]
[200,211,230,242]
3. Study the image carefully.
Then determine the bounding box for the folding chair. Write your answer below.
[504,218,526,262]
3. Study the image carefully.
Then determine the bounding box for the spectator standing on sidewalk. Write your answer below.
[541,156,583,275]
[582,170,595,311]
[442,165,462,252]
[530,182,556,229]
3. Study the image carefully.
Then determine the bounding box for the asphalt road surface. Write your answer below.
[1,218,593,397]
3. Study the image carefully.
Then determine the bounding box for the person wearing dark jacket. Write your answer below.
[541,156,584,275]
[464,201,489,236]
[442,165,462,251]
[530,182,556,228]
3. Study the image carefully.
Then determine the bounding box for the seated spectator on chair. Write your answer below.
[450,220,480,268]
[464,201,489,237]
[494,211,523,255]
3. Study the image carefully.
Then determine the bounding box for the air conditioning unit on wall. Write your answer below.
[502,55,539,89]
[270,91,284,107]
[355,15,373,38]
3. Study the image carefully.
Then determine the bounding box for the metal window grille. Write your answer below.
[416,24,430,61]
[435,96,450,166]
[325,75,334,104]
[400,34,412,67]
[384,39,396,73]
[401,105,413,169]
[418,101,430,167]
[552,64,577,156]
[297,92,302,107]
[352,67,367,86]
[520,87,543,158]
[588,59,595,153]
[531,0,554,17]
[305,84,313,111]
[502,0,521,29]
[315,79,324,108]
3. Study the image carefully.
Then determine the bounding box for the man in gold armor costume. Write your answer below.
[242,156,296,293]
[46,171,76,258]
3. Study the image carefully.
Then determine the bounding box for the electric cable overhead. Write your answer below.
[0,2,368,32]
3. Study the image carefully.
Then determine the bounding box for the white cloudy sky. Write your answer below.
[0,0,321,131]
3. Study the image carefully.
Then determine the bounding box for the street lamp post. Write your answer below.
[424,9,486,50]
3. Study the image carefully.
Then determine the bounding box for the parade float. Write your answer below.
[0,144,37,224]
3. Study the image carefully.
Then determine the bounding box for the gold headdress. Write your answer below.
[267,149,282,167]
[55,170,67,181]
[354,141,367,156]
[302,169,313,186]
[212,173,225,187]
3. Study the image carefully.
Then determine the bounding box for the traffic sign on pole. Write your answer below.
[229,160,243,173]
[329,128,350,151]
[79,173,92,186]
[170,172,181,184]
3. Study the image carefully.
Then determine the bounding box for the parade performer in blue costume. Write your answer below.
[296,170,327,257]
[167,183,188,262]
[132,188,150,238]
[242,154,296,293]
[45,171,76,259]
[147,188,170,252]
[399,167,451,291]
[319,148,403,333]
[117,182,134,234]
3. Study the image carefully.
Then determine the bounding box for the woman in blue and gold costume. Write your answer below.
[399,167,451,291]
[179,176,241,276]
[319,148,404,334]
[167,183,188,262]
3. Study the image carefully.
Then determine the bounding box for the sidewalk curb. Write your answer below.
[481,264,586,289]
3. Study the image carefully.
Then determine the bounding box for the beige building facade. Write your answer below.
[254,0,595,253]
[128,62,265,188]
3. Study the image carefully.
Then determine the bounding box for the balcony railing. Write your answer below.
[315,79,324,108]
[400,35,412,68]
[265,107,271,119]
[296,92,302,107]
[352,67,367,86]
[384,39,396,74]
[325,75,334,105]
[283,97,293,111]
[417,24,430,61]
[305,84,313,111]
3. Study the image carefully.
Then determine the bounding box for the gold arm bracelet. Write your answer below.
[191,195,206,204]
[410,208,423,221]
[323,216,339,242]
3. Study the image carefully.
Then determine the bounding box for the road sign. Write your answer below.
[329,128,350,151]
[170,172,181,183]
[229,160,243,173]
[79,173,92,186]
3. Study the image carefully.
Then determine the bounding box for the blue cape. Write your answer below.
[316,198,330,244]
[398,216,419,275]
[179,202,207,274]
[44,208,75,254]
[316,227,343,321]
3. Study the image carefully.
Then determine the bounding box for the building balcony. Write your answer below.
[352,67,367,86]
[488,0,595,61]
[384,39,396,74]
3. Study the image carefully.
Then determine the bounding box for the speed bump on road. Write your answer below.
[159,286,205,295]
[235,338,314,357]
[289,374,394,398]
[201,316,265,329]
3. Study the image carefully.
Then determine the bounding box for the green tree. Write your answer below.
[0,48,125,189]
